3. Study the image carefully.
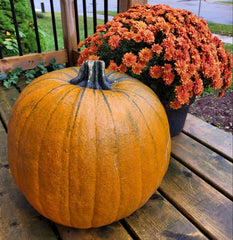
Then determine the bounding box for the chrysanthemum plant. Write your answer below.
[77,4,233,109]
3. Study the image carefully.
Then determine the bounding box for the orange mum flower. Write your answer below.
[77,41,84,49]
[193,74,204,96]
[139,47,153,63]
[149,65,163,79]
[133,31,144,43]
[176,85,190,105]
[117,27,128,36]
[184,80,194,93]
[161,38,174,49]
[81,47,90,58]
[118,64,127,73]
[132,63,145,75]
[122,32,135,40]
[151,44,163,55]
[163,72,175,85]
[218,90,225,98]
[164,47,175,61]
[175,60,187,76]
[170,99,182,109]
[88,55,100,61]
[96,25,107,32]
[89,46,99,55]
[145,16,154,24]
[222,71,232,89]
[103,32,115,39]
[163,64,173,73]
[143,30,155,44]
[77,56,84,66]
[122,52,137,67]
[108,60,118,71]
[108,35,121,50]
[133,21,147,31]
[163,65,175,85]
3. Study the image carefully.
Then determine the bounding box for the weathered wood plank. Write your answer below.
[0,122,7,166]
[183,114,233,160]
[172,133,233,200]
[0,123,57,240]
[60,0,78,66]
[0,85,19,127]
[118,0,148,13]
[159,158,233,240]
[123,192,208,240]
[57,222,133,240]
[0,49,68,73]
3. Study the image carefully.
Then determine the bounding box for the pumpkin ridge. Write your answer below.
[90,90,98,227]
[27,72,74,88]
[115,88,169,142]
[114,91,161,210]
[119,91,155,141]
[70,67,80,75]
[126,111,143,210]
[118,91,170,190]
[20,78,69,96]
[36,86,79,218]
[52,71,74,80]
[35,77,69,84]
[105,71,129,83]
[55,87,84,226]
[99,89,121,224]
[68,87,86,226]
[15,85,76,217]
[15,84,72,194]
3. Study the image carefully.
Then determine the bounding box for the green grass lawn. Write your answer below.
[37,12,104,52]
[88,10,118,16]
[207,22,233,37]
[216,1,233,4]
[224,43,233,55]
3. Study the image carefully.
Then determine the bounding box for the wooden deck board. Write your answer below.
[172,133,233,199]
[184,114,233,160]
[0,122,57,240]
[0,122,7,166]
[57,222,133,240]
[122,192,208,240]
[0,86,19,127]
[159,158,233,240]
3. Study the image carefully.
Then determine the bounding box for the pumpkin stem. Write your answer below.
[70,60,113,90]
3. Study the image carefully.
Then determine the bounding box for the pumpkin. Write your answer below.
[7,60,171,229]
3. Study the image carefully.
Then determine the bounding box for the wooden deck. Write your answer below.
[0,82,232,240]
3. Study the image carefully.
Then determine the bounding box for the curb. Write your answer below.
[213,34,233,44]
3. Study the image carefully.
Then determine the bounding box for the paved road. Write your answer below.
[34,0,232,25]
[149,0,233,25]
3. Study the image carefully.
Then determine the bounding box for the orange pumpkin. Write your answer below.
[7,60,171,229]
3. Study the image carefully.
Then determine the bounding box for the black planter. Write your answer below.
[164,96,196,137]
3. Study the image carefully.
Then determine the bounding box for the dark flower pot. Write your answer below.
[164,96,196,137]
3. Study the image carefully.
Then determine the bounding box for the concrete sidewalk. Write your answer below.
[213,34,233,44]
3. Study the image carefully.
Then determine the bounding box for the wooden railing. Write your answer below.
[0,0,147,73]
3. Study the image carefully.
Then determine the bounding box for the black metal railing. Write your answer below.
[0,0,118,60]
[30,0,42,53]
[0,0,60,59]
[9,0,23,56]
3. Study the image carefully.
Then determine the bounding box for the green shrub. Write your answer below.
[0,0,46,57]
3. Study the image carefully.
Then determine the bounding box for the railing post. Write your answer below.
[118,0,148,13]
[60,0,78,66]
